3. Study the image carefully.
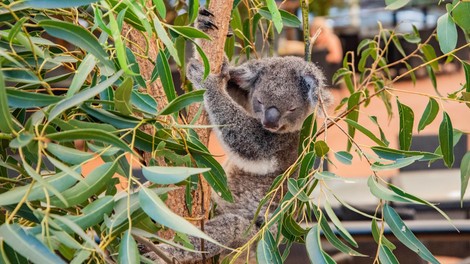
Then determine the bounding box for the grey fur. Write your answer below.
[145,10,331,264]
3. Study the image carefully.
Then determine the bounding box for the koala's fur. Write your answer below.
[145,10,331,264]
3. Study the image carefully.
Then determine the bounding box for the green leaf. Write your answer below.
[312,205,366,257]
[153,0,166,18]
[287,179,309,202]
[298,113,317,154]
[156,51,177,102]
[461,152,470,205]
[397,100,414,151]
[131,90,158,115]
[305,225,329,264]
[334,151,352,165]
[194,43,210,79]
[346,92,361,151]
[49,71,123,120]
[371,146,441,161]
[369,116,390,146]
[314,140,329,157]
[170,26,210,40]
[299,151,316,178]
[158,90,205,115]
[371,219,396,250]
[387,183,455,226]
[315,171,341,180]
[142,166,210,185]
[453,0,470,33]
[383,204,439,264]
[418,98,439,132]
[379,245,399,264]
[421,44,439,71]
[81,105,140,129]
[343,119,387,147]
[324,200,357,247]
[188,0,199,23]
[49,162,117,208]
[0,167,79,206]
[463,61,470,93]
[0,224,66,264]
[437,12,458,54]
[0,67,15,134]
[193,153,233,202]
[67,55,96,98]
[39,20,114,72]
[385,0,410,10]
[282,214,308,237]
[119,230,140,264]
[9,132,33,149]
[439,112,454,168]
[138,186,222,246]
[47,129,133,153]
[46,143,94,164]
[371,156,423,171]
[23,162,69,206]
[256,231,282,264]
[368,176,414,203]
[258,7,301,28]
[108,8,131,75]
[266,0,283,33]
[153,16,180,65]
[114,77,133,115]
[24,0,98,8]
[6,88,61,108]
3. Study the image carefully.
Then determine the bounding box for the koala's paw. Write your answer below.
[187,59,205,89]
[196,8,218,32]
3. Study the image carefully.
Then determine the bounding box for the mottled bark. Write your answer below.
[124,0,233,262]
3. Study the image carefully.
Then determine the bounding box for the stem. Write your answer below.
[300,0,311,62]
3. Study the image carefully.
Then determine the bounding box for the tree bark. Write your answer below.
[124,0,234,262]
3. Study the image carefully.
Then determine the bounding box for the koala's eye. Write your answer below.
[288,107,297,112]
[257,99,263,105]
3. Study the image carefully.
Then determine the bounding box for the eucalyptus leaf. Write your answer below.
[437,12,458,54]
[39,20,115,72]
[460,152,470,204]
[256,231,282,264]
[49,71,123,120]
[0,224,66,264]
[49,162,117,208]
[418,98,439,132]
[439,112,454,168]
[24,0,98,8]
[397,100,414,151]
[119,230,140,264]
[142,166,210,185]
[138,186,223,247]
[384,204,439,264]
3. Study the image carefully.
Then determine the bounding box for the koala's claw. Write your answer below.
[196,8,218,31]
[198,8,214,17]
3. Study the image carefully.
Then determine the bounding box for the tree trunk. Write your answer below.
[123,0,234,262]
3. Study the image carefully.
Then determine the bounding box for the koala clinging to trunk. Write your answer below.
[145,9,331,263]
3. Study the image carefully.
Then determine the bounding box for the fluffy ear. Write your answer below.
[300,70,331,107]
[228,61,263,90]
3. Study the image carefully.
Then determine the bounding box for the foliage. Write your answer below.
[0,0,469,264]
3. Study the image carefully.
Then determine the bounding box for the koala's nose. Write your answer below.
[263,107,280,128]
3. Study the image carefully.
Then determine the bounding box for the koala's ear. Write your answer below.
[228,62,262,90]
[300,71,331,107]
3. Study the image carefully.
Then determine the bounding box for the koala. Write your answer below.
[144,9,331,264]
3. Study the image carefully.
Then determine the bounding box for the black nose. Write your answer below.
[263,107,280,128]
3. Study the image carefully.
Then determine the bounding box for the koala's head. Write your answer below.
[229,56,330,133]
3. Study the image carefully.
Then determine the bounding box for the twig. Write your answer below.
[133,235,176,264]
